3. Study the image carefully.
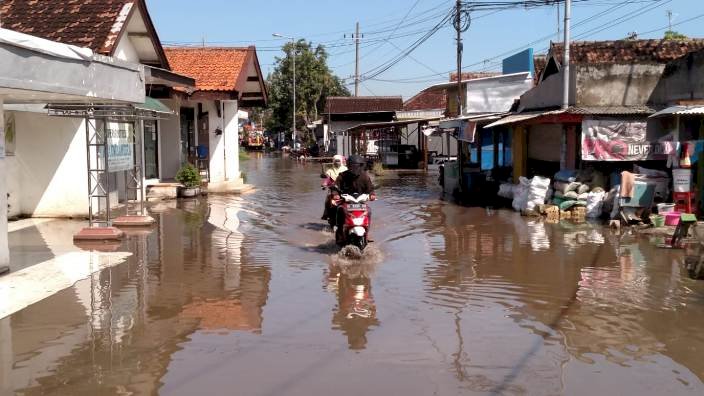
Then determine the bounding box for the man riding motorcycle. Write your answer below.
[321,155,347,221]
[331,155,376,244]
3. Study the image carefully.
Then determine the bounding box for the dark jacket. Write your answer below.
[335,170,374,195]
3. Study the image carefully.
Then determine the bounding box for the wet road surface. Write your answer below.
[2,154,704,395]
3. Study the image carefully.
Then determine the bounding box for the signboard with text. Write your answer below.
[581,119,677,161]
[107,123,133,172]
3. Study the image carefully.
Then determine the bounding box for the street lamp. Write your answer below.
[272,33,296,148]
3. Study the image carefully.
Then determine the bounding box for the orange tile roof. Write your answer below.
[0,0,134,55]
[164,47,252,92]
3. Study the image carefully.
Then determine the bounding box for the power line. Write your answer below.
[362,0,667,84]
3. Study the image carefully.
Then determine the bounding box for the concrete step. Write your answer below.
[146,183,180,201]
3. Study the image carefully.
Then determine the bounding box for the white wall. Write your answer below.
[223,100,240,181]
[159,99,184,181]
[113,32,140,63]
[0,99,8,267]
[6,111,88,217]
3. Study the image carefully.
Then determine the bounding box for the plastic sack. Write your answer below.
[586,191,607,218]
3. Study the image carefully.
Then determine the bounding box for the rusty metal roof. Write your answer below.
[325,96,403,114]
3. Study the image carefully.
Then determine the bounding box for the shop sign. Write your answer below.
[107,123,133,172]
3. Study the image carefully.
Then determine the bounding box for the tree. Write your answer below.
[664,30,688,40]
[266,40,350,143]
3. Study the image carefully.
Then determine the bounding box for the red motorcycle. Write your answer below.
[335,193,372,250]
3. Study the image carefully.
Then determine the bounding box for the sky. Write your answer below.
[147,0,704,100]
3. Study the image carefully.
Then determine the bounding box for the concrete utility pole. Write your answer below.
[353,22,362,97]
[273,33,297,145]
[562,0,571,110]
[455,0,463,116]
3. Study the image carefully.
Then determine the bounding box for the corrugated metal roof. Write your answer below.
[570,106,657,115]
[650,105,704,118]
[484,110,564,128]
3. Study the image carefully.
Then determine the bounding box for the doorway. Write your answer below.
[144,120,159,179]
[180,107,195,163]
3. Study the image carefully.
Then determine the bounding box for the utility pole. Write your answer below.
[562,0,571,110]
[667,10,673,31]
[455,0,463,116]
[351,22,362,97]
[272,33,297,146]
[557,2,561,42]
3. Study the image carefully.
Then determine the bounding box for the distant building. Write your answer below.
[324,96,403,156]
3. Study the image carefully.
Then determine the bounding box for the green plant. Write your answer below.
[664,30,688,40]
[175,164,201,188]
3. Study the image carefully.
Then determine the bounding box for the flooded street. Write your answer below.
[2,154,704,395]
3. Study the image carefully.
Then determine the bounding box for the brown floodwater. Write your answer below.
[2,154,704,395]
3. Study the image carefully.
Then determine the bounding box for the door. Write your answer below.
[180,107,195,163]
[198,112,209,157]
[144,120,159,179]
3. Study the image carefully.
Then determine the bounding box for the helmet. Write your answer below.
[347,155,365,165]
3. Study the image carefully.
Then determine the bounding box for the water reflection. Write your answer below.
[1,196,272,394]
[326,261,379,350]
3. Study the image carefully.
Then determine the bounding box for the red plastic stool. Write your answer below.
[673,192,694,213]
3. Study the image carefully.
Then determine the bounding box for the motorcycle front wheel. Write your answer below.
[349,234,367,251]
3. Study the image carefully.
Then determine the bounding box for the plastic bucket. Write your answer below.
[664,211,681,226]
[657,203,676,214]
[650,215,665,228]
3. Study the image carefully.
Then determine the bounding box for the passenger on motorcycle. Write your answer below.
[332,155,376,243]
[321,155,347,220]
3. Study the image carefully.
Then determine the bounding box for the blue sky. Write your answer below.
[147,0,704,99]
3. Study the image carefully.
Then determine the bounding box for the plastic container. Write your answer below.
[664,211,681,226]
[650,215,665,228]
[672,168,691,193]
[657,203,676,214]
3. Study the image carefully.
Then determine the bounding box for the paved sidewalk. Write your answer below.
[1,218,133,318]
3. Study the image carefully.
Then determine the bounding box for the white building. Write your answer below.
[1,0,196,217]
[0,26,148,269]
[162,46,268,191]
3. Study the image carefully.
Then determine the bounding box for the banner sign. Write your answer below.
[107,123,133,172]
[457,120,476,143]
[581,119,677,161]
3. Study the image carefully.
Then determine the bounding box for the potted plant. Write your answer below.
[175,164,201,198]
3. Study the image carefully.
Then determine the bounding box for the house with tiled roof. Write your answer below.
[0,0,200,217]
[486,38,704,181]
[324,96,403,155]
[161,46,267,190]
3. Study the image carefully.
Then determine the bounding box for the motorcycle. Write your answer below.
[334,193,371,250]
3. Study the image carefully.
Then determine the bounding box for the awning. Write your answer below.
[145,66,195,90]
[484,109,564,128]
[135,97,173,115]
[649,105,704,118]
[345,117,442,134]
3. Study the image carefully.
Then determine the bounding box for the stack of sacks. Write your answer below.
[551,168,608,217]
[512,177,531,211]
[498,183,515,199]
